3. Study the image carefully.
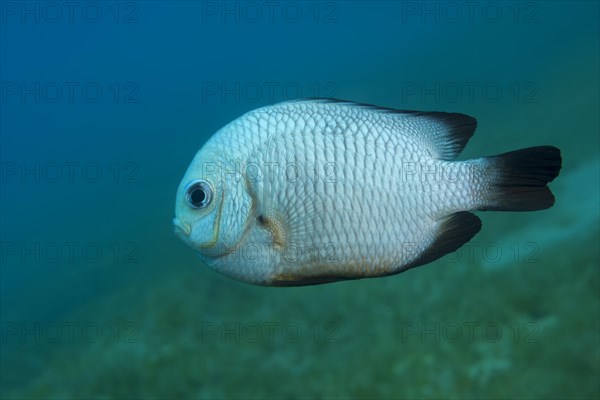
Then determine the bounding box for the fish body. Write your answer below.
[174,99,561,286]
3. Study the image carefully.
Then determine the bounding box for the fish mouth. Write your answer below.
[172,217,191,238]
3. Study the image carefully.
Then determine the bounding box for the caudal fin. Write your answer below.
[479,146,562,211]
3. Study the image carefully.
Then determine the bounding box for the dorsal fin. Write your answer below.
[410,111,478,160]
[284,98,477,160]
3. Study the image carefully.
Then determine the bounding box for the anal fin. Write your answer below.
[402,212,482,272]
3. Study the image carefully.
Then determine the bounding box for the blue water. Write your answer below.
[1,1,598,398]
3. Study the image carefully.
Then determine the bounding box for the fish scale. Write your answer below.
[174,99,562,286]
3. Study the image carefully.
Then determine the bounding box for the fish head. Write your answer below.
[174,146,254,265]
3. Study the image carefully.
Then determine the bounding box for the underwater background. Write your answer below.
[1,1,599,398]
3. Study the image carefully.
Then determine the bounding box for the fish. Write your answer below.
[173,99,562,286]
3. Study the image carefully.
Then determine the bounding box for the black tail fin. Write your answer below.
[479,146,562,211]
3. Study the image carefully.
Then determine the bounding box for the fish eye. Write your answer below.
[185,179,213,209]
